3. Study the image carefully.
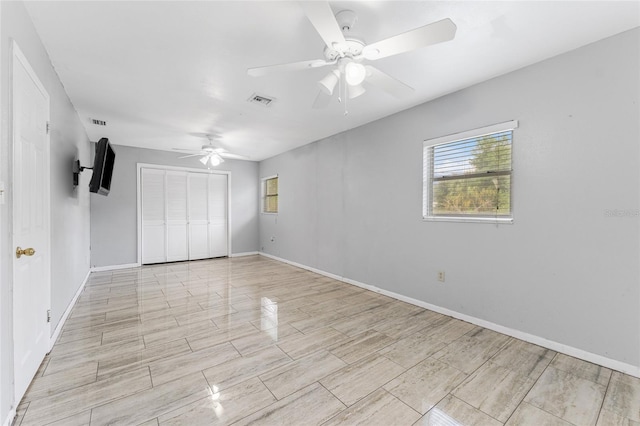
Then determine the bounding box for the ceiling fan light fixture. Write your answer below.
[209,154,224,167]
[345,61,366,86]
[200,155,210,165]
[348,83,366,99]
[318,70,340,95]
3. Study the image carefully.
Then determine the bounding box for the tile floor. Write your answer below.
[14,255,640,426]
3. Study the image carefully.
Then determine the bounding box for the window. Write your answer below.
[262,175,278,213]
[423,120,518,222]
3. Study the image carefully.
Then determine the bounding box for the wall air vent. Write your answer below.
[91,118,107,126]
[248,93,275,107]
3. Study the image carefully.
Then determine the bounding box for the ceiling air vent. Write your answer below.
[90,118,107,126]
[248,93,275,107]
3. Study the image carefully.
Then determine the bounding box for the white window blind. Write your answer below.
[423,121,517,222]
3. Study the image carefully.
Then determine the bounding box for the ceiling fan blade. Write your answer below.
[364,65,414,98]
[201,144,225,154]
[299,1,346,50]
[178,153,205,159]
[172,148,200,153]
[362,18,456,60]
[247,59,332,77]
[312,90,332,109]
[219,152,249,160]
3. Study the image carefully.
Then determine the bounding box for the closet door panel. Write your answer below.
[142,225,166,264]
[188,173,209,260]
[166,171,188,261]
[141,169,166,264]
[209,174,228,257]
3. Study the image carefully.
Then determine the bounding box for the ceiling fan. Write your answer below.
[173,135,247,167]
[247,2,456,109]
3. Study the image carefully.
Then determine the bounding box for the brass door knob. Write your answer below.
[16,247,36,258]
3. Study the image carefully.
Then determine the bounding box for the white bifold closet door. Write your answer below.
[166,171,189,261]
[208,174,228,257]
[188,173,210,260]
[141,168,228,264]
[141,169,167,264]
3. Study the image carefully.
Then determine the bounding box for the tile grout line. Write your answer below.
[316,381,348,421]
[386,387,424,420]
[13,401,29,426]
[481,345,547,424]
[412,350,472,420]
[500,351,571,426]
[335,353,418,407]
[594,370,613,425]
[148,365,155,388]
[257,376,279,401]
[458,336,528,424]
[428,334,513,424]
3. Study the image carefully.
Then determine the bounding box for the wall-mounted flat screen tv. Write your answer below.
[89,138,115,196]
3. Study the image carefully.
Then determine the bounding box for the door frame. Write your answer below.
[0,8,3,422]
[11,40,52,404]
[136,163,231,264]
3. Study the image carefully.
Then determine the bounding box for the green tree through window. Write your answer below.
[427,130,512,218]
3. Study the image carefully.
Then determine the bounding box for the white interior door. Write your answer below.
[188,173,209,260]
[209,174,228,257]
[166,171,188,262]
[12,42,51,403]
[141,168,166,264]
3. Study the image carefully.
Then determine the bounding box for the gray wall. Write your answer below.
[260,29,640,369]
[0,1,92,422]
[90,145,259,267]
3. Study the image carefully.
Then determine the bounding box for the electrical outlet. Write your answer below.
[438,271,445,282]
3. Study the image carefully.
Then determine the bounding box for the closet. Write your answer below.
[141,167,228,264]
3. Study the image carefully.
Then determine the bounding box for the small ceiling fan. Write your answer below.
[247,2,456,108]
[173,135,247,167]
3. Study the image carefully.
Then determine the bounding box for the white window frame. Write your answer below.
[423,120,518,224]
[261,174,278,214]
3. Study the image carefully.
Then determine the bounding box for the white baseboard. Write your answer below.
[230,251,259,257]
[259,252,640,378]
[260,252,344,281]
[90,263,140,272]
[49,269,91,350]
[2,407,16,426]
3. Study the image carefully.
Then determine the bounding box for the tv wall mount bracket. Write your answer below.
[72,159,92,186]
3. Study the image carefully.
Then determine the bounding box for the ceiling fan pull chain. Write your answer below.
[344,81,349,116]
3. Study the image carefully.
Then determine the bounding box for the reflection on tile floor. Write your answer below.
[14,256,640,425]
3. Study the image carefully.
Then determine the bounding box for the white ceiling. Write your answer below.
[25,1,639,161]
